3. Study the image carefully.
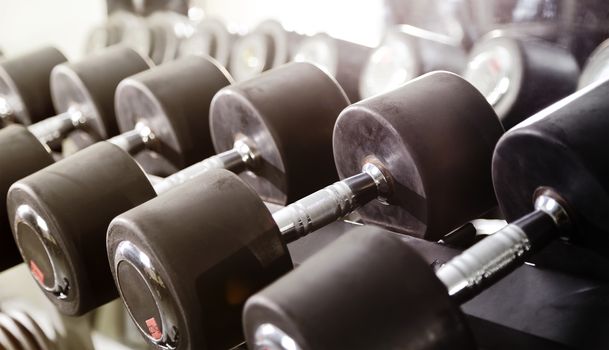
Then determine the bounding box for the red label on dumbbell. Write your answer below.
[30,260,44,285]
[145,317,162,340]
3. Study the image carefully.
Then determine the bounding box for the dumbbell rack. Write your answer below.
[1,1,608,349]
[283,210,609,350]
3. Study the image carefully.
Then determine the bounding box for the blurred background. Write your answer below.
[0,0,386,59]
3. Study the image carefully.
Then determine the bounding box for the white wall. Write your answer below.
[202,0,386,46]
[0,0,106,59]
[0,0,385,60]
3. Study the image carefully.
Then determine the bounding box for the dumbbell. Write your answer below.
[359,25,466,99]
[178,18,236,69]
[85,24,121,54]
[0,47,67,127]
[462,33,579,129]
[84,11,152,58]
[230,19,304,81]
[578,38,609,89]
[242,76,609,350]
[293,33,371,101]
[105,71,503,349]
[147,11,193,64]
[8,61,348,320]
[0,46,150,272]
[470,0,609,66]
[6,54,232,314]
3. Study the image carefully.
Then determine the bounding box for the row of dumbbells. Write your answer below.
[87,11,609,119]
[0,29,607,350]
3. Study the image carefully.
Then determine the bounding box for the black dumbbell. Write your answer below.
[146,11,192,64]
[462,33,580,129]
[178,18,236,69]
[6,54,232,315]
[9,61,347,319]
[110,55,234,175]
[359,25,466,99]
[293,33,371,102]
[84,11,152,58]
[0,47,67,127]
[106,71,503,349]
[0,46,150,272]
[470,0,609,66]
[230,19,304,81]
[84,23,121,55]
[242,77,609,350]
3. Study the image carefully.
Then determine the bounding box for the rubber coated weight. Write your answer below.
[333,72,504,240]
[255,20,301,68]
[146,12,191,64]
[106,11,153,58]
[0,47,67,124]
[359,26,466,100]
[229,32,275,82]
[294,33,370,102]
[7,142,156,315]
[6,55,232,313]
[84,24,121,54]
[115,55,232,171]
[50,46,151,140]
[244,226,474,350]
[466,35,579,129]
[178,18,234,68]
[0,125,54,271]
[210,62,349,204]
[493,79,609,257]
[107,169,291,350]
[230,20,302,81]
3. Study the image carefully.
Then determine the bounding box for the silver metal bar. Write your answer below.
[153,148,242,194]
[108,127,148,153]
[27,111,80,149]
[273,162,388,243]
[152,139,258,195]
[435,194,569,303]
[435,223,532,301]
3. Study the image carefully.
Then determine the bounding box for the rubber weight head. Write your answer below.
[179,18,234,68]
[146,12,190,64]
[50,46,151,140]
[107,169,291,350]
[115,55,232,169]
[210,62,349,204]
[295,33,371,102]
[229,32,275,82]
[333,71,504,240]
[255,20,297,68]
[7,142,156,315]
[0,125,54,271]
[244,225,474,350]
[0,47,67,125]
[493,78,609,256]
